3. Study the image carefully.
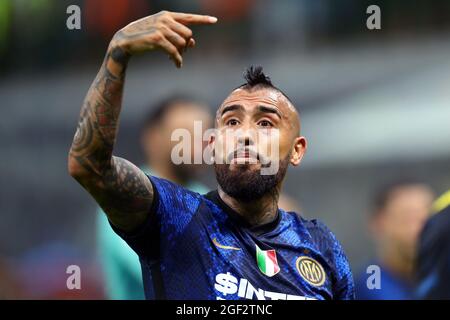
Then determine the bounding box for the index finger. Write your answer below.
[171,12,218,25]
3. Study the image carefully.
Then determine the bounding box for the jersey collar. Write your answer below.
[205,190,282,236]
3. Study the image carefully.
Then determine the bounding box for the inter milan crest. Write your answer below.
[296,256,326,287]
[256,245,280,277]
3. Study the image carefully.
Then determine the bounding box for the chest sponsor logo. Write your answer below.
[296,256,326,287]
[214,272,315,300]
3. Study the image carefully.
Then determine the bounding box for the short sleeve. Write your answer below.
[307,219,355,300]
[329,233,355,300]
[109,175,203,260]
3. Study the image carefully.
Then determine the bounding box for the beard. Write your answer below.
[214,155,290,202]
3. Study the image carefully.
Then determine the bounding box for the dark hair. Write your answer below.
[242,66,274,87]
[371,178,429,215]
[238,66,294,105]
[141,94,205,132]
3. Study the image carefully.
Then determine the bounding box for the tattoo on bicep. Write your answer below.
[99,157,154,217]
[105,158,152,197]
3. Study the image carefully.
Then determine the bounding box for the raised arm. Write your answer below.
[68,11,217,232]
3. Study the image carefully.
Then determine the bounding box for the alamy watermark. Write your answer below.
[367,5,381,30]
[366,264,381,290]
[66,4,381,31]
[66,265,81,290]
[66,5,81,30]
[171,121,280,175]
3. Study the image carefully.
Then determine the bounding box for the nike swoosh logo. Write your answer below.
[212,237,241,251]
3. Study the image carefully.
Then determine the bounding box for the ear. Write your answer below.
[290,136,307,166]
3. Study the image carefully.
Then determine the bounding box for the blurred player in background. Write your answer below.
[97,95,212,299]
[415,189,450,299]
[356,179,434,299]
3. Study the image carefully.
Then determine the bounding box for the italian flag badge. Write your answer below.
[256,244,280,277]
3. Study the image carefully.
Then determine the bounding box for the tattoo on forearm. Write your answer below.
[110,46,131,67]
[70,47,127,167]
[69,46,153,229]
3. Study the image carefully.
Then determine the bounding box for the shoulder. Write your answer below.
[418,193,450,267]
[149,175,204,210]
[147,175,210,236]
[432,189,450,214]
[287,213,350,267]
[416,203,450,298]
[421,194,450,247]
[285,212,355,298]
[288,212,341,255]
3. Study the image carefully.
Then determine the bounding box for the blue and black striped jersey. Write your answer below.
[110,175,355,300]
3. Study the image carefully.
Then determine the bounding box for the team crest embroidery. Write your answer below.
[296,256,326,286]
[255,245,280,277]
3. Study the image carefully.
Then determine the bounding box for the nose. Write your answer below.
[236,127,255,147]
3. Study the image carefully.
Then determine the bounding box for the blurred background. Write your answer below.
[1,0,450,299]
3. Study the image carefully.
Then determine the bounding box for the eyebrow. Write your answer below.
[258,105,282,119]
[220,104,245,117]
[219,104,283,119]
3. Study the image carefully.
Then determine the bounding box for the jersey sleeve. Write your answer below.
[328,230,355,300]
[308,219,356,300]
[108,175,203,260]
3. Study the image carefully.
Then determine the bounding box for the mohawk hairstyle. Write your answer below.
[238,65,294,105]
[242,66,274,87]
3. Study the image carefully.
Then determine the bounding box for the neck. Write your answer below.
[218,186,280,226]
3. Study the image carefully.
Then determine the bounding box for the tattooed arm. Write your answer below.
[68,11,217,232]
